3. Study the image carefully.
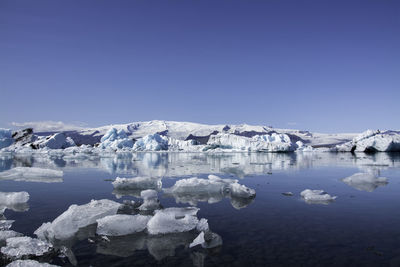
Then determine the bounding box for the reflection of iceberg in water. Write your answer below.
[0,167,63,183]
[163,175,256,209]
[341,172,388,192]
[1,151,400,177]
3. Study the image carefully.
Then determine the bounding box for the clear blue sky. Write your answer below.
[1,0,399,132]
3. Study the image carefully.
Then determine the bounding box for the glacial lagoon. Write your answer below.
[1,152,400,266]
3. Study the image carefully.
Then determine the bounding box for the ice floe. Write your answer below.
[341,172,388,192]
[1,236,53,259]
[163,175,256,209]
[139,190,161,211]
[0,231,23,246]
[0,192,30,214]
[6,260,60,267]
[132,134,169,151]
[147,207,200,235]
[300,189,337,204]
[0,167,63,183]
[35,199,121,241]
[96,214,151,236]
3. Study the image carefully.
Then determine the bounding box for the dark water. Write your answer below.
[1,152,400,267]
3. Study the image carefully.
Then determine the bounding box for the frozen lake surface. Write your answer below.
[0,152,400,266]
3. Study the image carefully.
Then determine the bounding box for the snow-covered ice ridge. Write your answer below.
[2,120,399,152]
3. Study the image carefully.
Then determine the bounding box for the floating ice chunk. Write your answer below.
[100,128,133,150]
[112,176,162,198]
[96,214,151,236]
[6,260,60,267]
[164,175,255,208]
[189,231,205,248]
[0,230,23,245]
[35,199,121,241]
[0,129,14,149]
[295,141,313,152]
[300,189,337,204]
[0,192,30,214]
[147,207,200,235]
[1,237,52,258]
[139,190,161,211]
[196,218,209,232]
[132,134,168,151]
[342,173,388,192]
[205,133,295,152]
[0,220,15,230]
[0,167,63,183]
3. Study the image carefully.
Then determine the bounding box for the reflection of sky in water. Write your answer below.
[0,152,400,266]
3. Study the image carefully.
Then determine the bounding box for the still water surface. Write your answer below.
[1,152,400,266]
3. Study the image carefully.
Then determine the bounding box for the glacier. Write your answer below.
[100,128,133,150]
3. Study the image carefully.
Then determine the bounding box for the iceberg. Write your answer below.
[34,199,121,241]
[96,214,151,236]
[112,176,162,198]
[0,129,13,149]
[0,167,63,183]
[6,260,60,267]
[32,133,75,149]
[205,133,295,152]
[341,173,388,192]
[1,236,53,259]
[163,175,256,208]
[300,189,337,204]
[0,192,30,214]
[147,207,200,235]
[100,128,133,150]
[336,130,400,152]
[132,134,168,151]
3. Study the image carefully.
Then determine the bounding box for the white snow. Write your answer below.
[0,167,63,183]
[300,189,337,204]
[1,236,52,258]
[100,128,133,150]
[132,134,168,151]
[205,133,295,152]
[34,199,121,241]
[6,260,60,267]
[96,214,151,236]
[0,129,13,149]
[147,207,200,235]
[341,172,388,192]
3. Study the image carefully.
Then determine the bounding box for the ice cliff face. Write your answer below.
[336,130,400,152]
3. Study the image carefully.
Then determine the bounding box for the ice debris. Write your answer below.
[6,260,60,267]
[300,189,337,204]
[96,214,151,236]
[341,172,388,192]
[0,167,63,183]
[1,236,53,258]
[147,207,200,235]
[34,199,121,241]
[0,192,30,214]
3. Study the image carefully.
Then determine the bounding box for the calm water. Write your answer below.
[1,152,400,267]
